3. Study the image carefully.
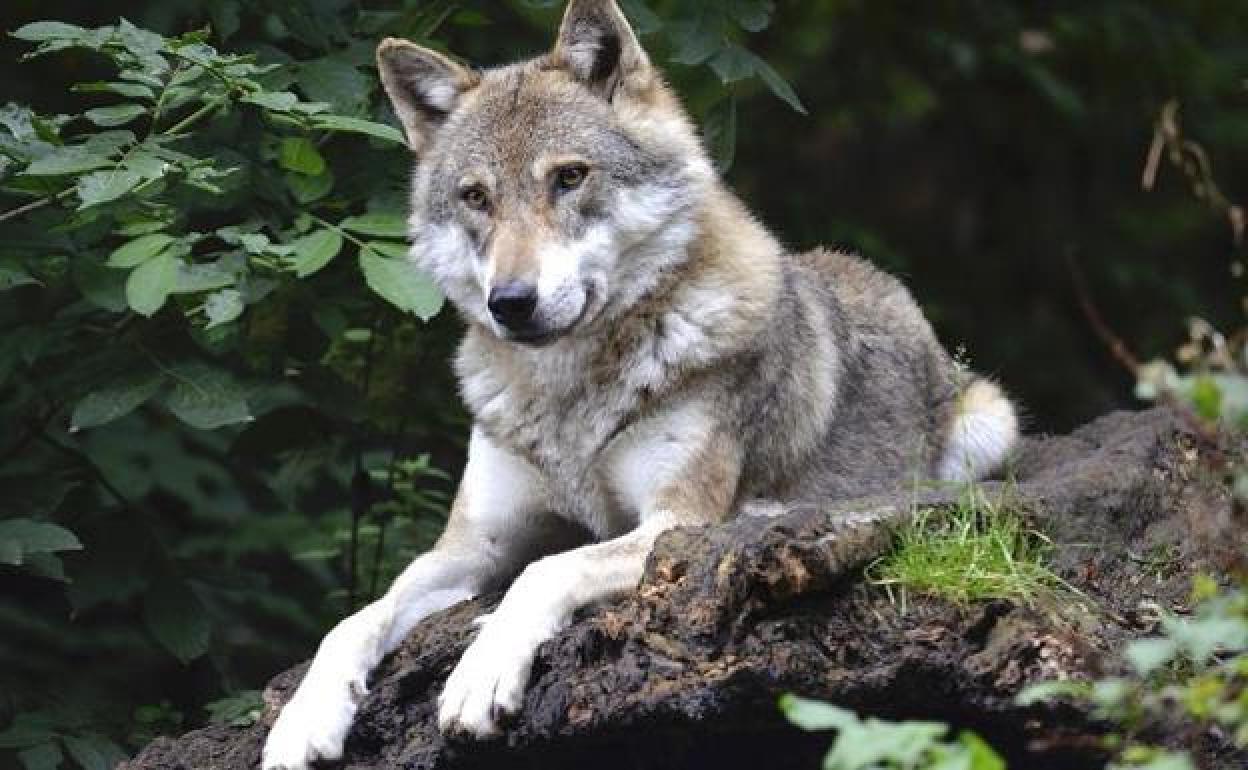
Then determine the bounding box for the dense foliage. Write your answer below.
[1,1,1246,769]
[0,3,803,768]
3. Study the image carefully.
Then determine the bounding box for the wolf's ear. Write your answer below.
[551,0,650,99]
[376,39,479,153]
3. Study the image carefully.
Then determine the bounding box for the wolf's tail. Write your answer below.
[937,378,1019,483]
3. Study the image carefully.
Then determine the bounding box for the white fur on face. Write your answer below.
[409,220,488,325]
[532,223,610,332]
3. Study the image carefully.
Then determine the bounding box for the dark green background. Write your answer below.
[1,0,1245,765]
[6,0,1245,431]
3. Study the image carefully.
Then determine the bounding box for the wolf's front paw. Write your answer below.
[437,613,547,738]
[262,681,359,770]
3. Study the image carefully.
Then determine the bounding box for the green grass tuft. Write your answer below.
[867,485,1070,609]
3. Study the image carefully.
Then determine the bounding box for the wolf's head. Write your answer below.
[377,0,713,346]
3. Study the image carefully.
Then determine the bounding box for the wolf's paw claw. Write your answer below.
[437,616,538,739]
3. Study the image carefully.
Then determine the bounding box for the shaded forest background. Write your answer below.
[1,0,1245,767]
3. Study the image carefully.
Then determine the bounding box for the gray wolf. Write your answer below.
[262,1,1018,767]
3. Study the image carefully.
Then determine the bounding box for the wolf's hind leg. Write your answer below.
[937,378,1019,483]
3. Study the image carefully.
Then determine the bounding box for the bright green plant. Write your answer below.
[867,486,1068,610]
[780,695,1006,770]
[1019,578,1248,770]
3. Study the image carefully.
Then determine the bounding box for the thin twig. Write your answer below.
[0,188,73,225]
[162,97,226,136]
[35,431,137,514]
[347,316,382,611]
[1066,253,1140,374]
[0,404,63,465]
[1067,253,1221,449]
[369,417,409,599]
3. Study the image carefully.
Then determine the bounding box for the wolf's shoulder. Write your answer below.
[796,248,922,322]
[795,248,902,302]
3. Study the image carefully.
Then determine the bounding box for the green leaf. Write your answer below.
[278,137,326,175]
[84,104,147,127]
[289,229,343,277]
[668,22,722,66]
[1163,613,1248,662]
[125,253,178,316]
[108,234,173,268]
[77,169,142,208]
[709,44,757,83]
[160,360,252,430]
[241,91,299,112]
[311,114,405,145]
[0,713,57,749]
[363,240,408,258]
[72,81,156,100]
[0,266,41,291]
[1188,377,1223,421]
[12,21,86,42]
[1128,752,1198,770]
[73,258,127,311]
[174,261,235,294]
[753,55,807,114]
[1015,680,1092,706]
[778,694,859,731]
[62,735,125,770]
[143,579,212,662]
[0,519,83,566]
[0,104,37,140]
[957,731,1005,770]
[23,146,115,176]
[360,247,443,320]
[23,553,68,582]
[122,148,170,180]
[340,212,407,238]
[205,691,264,727]
[17,743,62,770]
[619,0,664,35]
[286,169,334,203]
[70,369,166,431]
[825,719,950,769]
[1126,637,1179,676]
[296,58,372,116]
[204,289,244,328]
[728,0,773,33]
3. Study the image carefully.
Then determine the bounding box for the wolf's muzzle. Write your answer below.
[488,282,539,331]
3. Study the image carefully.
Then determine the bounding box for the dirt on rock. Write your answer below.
[122,408,1246,770]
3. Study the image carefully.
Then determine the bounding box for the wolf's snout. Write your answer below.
[488,282,539,330]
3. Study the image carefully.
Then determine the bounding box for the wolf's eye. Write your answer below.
[554,164,588,192]
[461,185,489,211]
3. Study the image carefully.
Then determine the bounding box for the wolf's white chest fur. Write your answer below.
[456,322,716,538]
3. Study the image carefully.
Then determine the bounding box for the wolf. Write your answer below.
[261,1,1019,767]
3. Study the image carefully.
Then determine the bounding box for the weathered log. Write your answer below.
[123,408,1246,770]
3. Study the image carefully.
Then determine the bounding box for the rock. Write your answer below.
[122,408,1245,770]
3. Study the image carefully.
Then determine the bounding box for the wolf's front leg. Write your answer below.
[438,417,741,737]
[262,428,554,770]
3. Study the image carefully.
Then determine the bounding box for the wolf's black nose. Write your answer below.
[488,283,538,330]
